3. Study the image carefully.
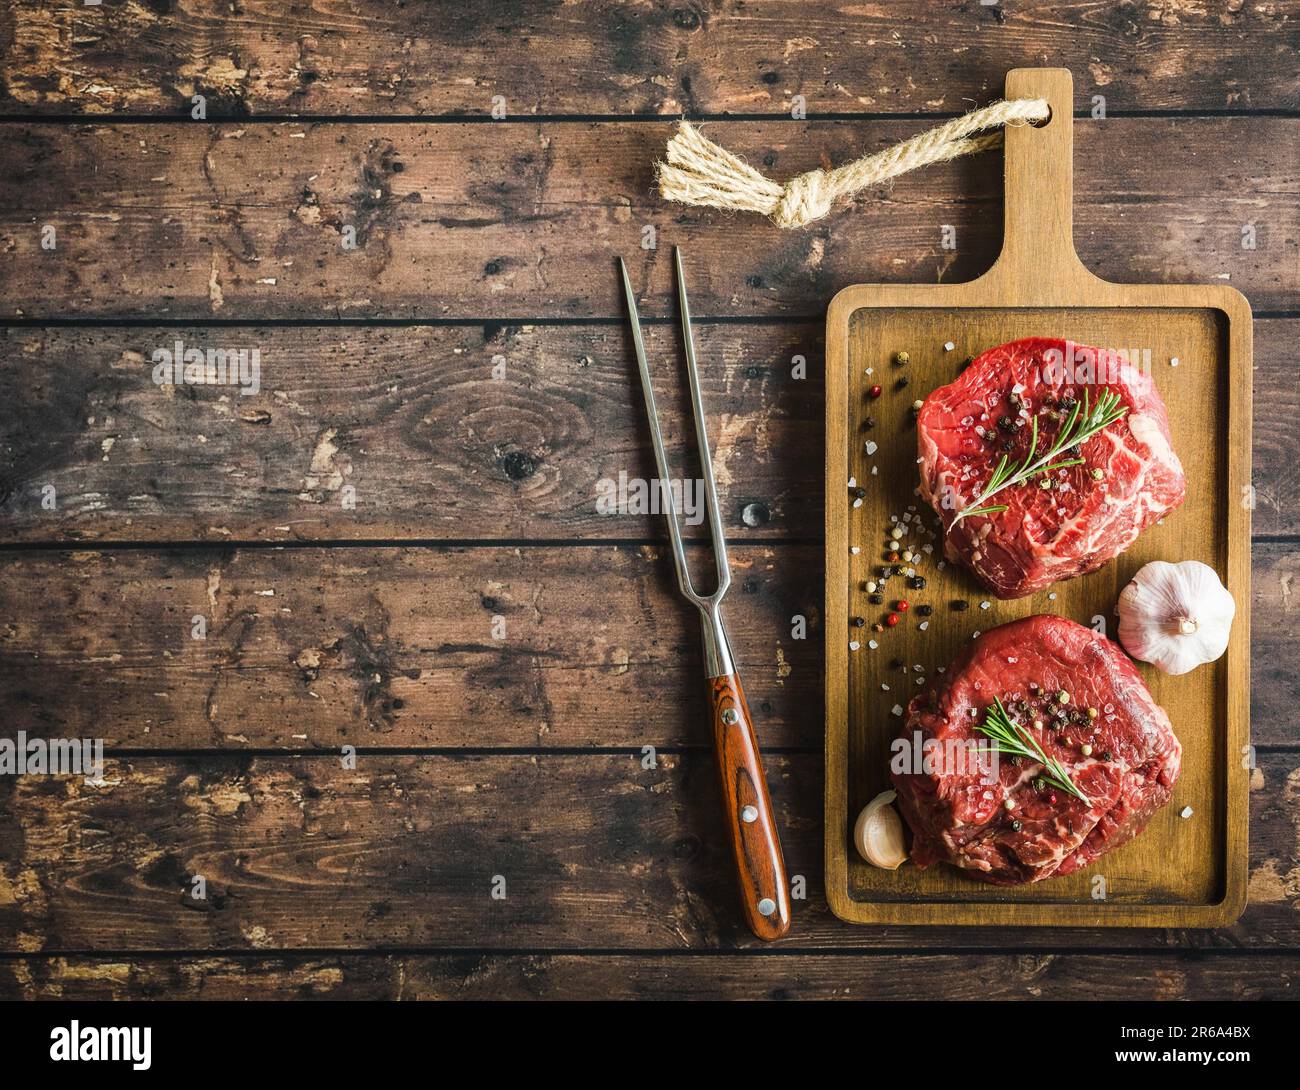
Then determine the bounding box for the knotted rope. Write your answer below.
[655,98,1050,229]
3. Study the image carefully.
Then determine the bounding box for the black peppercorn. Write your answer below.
[917,604,933,616]
[863,416,875,429]
[997,415,1016,433]
[1101,751,1113,762]
[869,593,883,605]
[852,616,866,628]
[910,576,926,590]
[1011,820,1023,832]
[952,599,970,611]
[896,376,910,389]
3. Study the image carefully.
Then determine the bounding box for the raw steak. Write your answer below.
[917,337,1186,598]
[889,615,1181,885]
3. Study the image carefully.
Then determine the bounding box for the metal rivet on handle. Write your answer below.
[741,805,758,823]
[757,898,777,917]
[721,707,738,725]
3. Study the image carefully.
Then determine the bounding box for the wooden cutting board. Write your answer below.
[823,68,1251,927]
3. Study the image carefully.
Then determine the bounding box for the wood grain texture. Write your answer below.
[0,542,1293,751]
[0,750,1295,953]
[0,118,1293,319]
[2,1,1297,116]
[2,320,1297,541]
[825,69,1253,927]
[2,951,1296,1002]
[0,545,822,749]
[707,671,790,939]
[0,323,822,542]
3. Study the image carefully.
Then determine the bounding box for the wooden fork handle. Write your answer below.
[708,672,791,941]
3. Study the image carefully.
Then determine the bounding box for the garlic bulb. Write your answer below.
[854,789,908,869]
[1118,560,1235,675]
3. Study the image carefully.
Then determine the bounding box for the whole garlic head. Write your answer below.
[1118,559,1235,675]
[853,789,908,870]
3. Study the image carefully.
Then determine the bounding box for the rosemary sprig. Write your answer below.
[952,388,1128,524]
[974,696,1090,803]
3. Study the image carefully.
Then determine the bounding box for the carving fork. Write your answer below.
[618,249,791,941]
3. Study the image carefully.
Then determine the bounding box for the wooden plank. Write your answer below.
[1,951,1295,1001]
[0,323,824,542]
[0,545,823,748]
[0,751,1295,952]
[0,543,1292,749]
[3,1,1297,116]
[2,319,1295,542]
[0,118,1293,319]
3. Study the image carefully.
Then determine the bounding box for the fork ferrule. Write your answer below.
[698,599,736,679]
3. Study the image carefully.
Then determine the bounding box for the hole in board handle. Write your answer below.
[1027,104,1053,129]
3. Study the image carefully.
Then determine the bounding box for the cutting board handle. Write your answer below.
[984,68,1102,300]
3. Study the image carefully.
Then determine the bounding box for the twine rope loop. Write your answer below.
[656,97,1050,229]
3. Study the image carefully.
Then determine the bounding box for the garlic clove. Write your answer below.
[854,789,908,869]
[1118,559,1235,675]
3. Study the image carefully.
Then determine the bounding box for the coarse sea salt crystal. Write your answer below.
[868,639,878,650]
[848,476,857,488]
[944,341,955,351]
[919,620,929,631]
[865,440,878,455]
[852,497,863,508]
[881,683,890,691]
[1048,592,1058,601]
[850,640,861,651]
[891,704,903,717]
[1180,806,1193,818]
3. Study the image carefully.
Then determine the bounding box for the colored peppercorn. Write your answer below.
[885,613,900,627]
[868,385,882,398]
[896,600,909,612]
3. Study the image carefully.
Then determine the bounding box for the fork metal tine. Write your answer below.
[674,247,732,598]
[618,257,699,603]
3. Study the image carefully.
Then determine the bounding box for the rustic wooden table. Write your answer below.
[0,2,1296,1000]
